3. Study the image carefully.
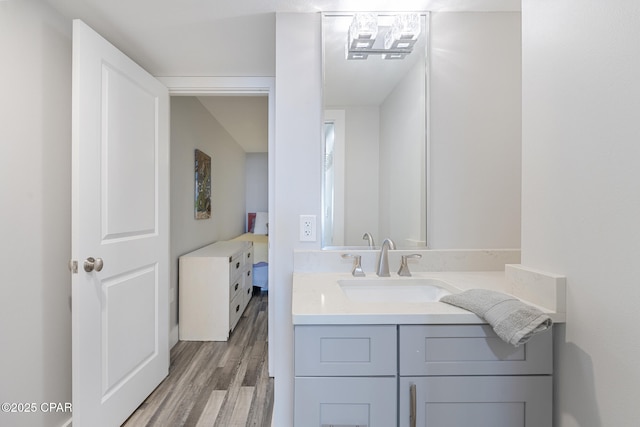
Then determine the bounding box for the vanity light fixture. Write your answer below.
[347,13,378,60]
[346,12,421,60]
[383,13,421,59]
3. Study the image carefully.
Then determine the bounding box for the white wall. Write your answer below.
[322,107,379,247]
[245,152,269,227]
[273,13,323,426]
[429,12,522,249]
[380,60,426,247]
[170,96,246,343]
[343,107,380,246]
[0,1,72,426]
[521,1,640,425]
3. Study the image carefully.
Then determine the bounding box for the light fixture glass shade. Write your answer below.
[384,13,421,50]
[382,52,408,60]
[348,13,378,50]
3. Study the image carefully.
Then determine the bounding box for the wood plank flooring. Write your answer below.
[123,292,273,427]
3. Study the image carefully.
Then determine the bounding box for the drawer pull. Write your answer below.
[247,270,251,277]
[410,383,416,427]
[236,261,240,269]
[234,283,239,291]
[236,304,240,313]
[247,252,251,258]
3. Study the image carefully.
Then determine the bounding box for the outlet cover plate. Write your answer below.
[299,215,317,242]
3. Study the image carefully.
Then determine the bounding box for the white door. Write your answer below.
[71,20,169,426]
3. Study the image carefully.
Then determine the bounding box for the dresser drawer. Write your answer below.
[399,324,552,376]
[243,268,252,288]
[229,293,243,332]
[229,276,242,302]
[295,325,397,377]
[228,253,243,282]
[244,246,253,266]
[243,268,253,305]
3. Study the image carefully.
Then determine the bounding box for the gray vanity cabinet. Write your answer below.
[293,325,397,427]
[294,324,553,427]
[398,325,553,427]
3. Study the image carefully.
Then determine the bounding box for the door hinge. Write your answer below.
[68,260,78,274]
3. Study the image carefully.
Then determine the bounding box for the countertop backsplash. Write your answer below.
[294,248,521,274]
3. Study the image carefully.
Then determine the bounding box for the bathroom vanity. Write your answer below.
[292,252,565,427]
[294,323,551,427]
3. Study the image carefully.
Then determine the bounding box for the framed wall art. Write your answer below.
[194,149,211,219]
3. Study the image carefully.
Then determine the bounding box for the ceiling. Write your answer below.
[44,0,520,153]
[196,96,268,153]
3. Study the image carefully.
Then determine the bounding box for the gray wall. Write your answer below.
[522,0,640,424]
[245,152,269,227]
[0,1,72,426]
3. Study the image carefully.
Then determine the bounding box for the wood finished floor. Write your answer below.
[123,292,273,427]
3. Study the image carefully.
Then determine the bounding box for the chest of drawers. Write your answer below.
[179,240,253,341]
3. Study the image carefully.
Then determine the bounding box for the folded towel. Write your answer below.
[440,289,552,347]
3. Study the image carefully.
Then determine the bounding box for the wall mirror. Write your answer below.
[322,12,428,249]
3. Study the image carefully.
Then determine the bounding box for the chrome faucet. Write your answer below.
[398,254,422,277]
[342,253,365,277]
[376,238,396,277]
[362,232,375,248]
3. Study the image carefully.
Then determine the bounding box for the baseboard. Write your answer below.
[170,325,179,348]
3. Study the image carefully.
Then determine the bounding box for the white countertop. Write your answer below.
[292,271,566,325]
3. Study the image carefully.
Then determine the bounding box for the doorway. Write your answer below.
[158,76,276,377]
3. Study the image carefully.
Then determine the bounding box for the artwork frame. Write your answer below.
[194,149,211,219]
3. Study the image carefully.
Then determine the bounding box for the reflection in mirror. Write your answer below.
[322,13,428,249]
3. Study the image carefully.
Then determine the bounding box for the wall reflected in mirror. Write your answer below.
[322,13,428,249]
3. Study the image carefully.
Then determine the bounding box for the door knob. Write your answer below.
[84,257,104,272]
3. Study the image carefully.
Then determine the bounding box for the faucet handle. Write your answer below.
[398,254,422,277]
[342,253,365,277]
[362,232,375,248]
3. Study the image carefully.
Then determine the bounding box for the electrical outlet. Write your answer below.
[299,215,317,242]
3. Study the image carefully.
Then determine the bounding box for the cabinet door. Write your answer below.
[399,376,551,427]
[295,377,396,427]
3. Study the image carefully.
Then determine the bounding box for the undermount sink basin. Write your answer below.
[338,278,455,303]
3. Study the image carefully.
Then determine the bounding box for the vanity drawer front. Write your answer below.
[295,376,397,427]
[295,325,397,377]
[400,324,552,376]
